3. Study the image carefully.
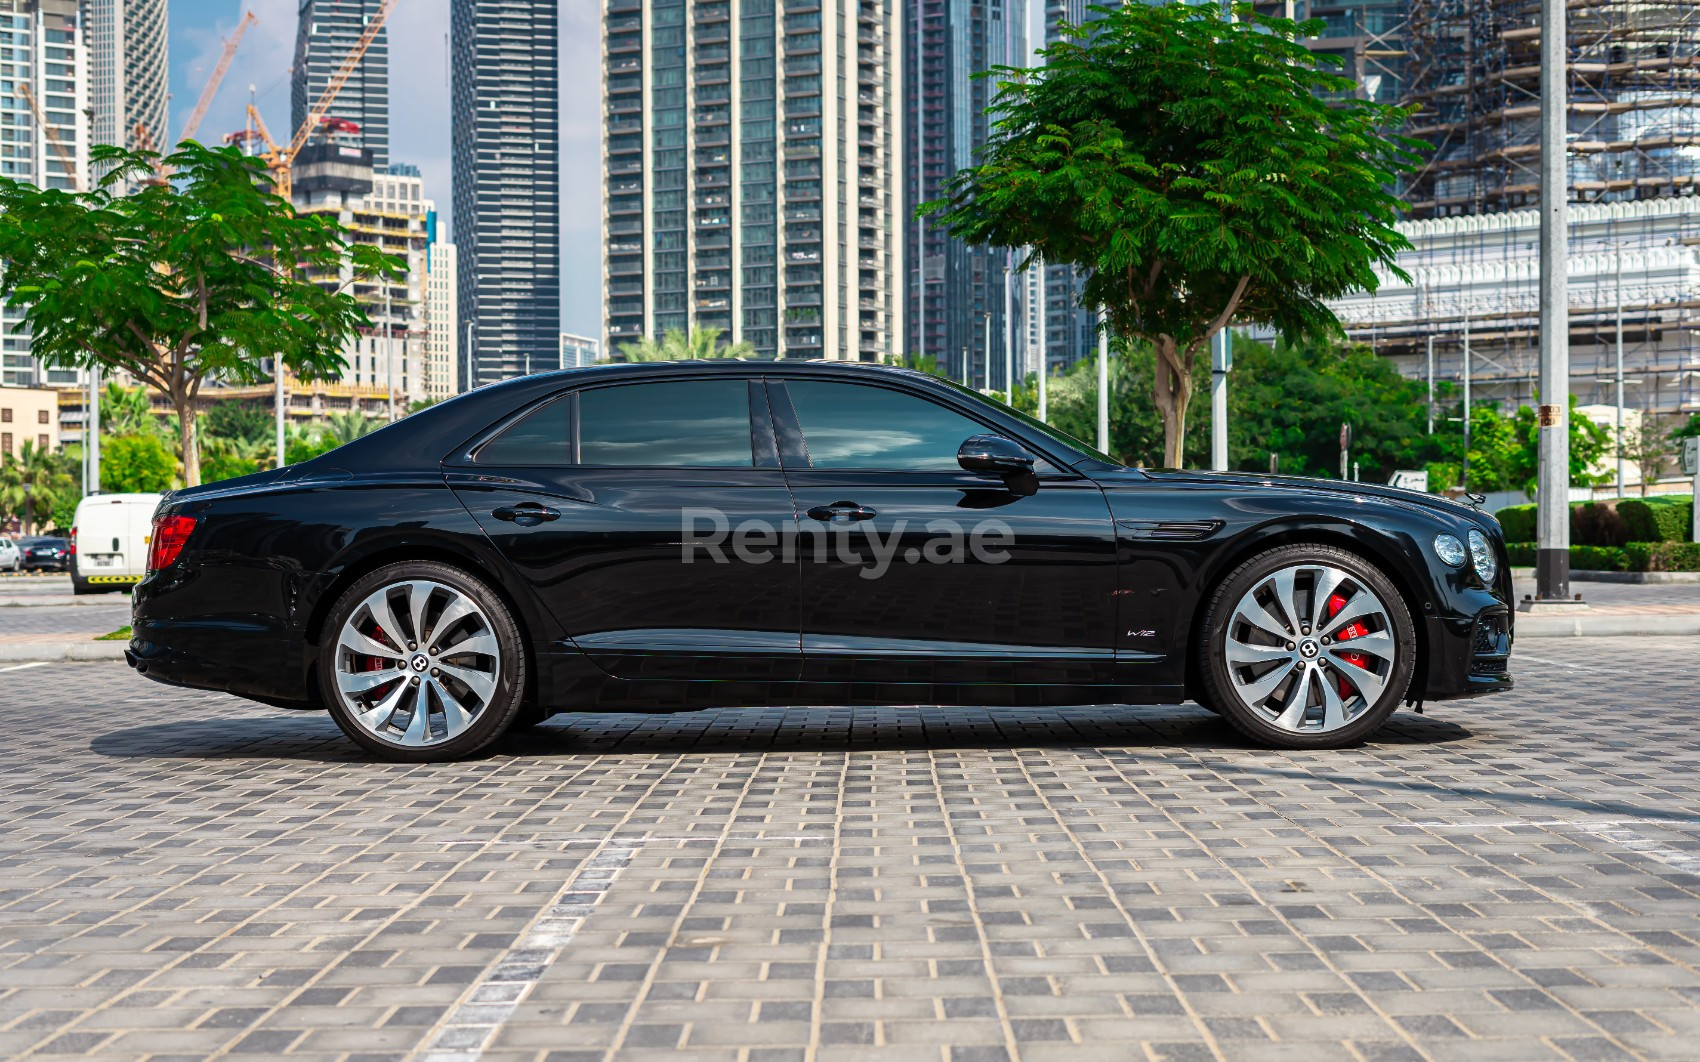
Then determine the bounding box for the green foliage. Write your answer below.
[100,382,159,438]
[284,422,339,464]
[200,434,269,484]
[1495,505,1536,542]
[1501,543,1627,571]
[324,409,380,446]
[922,1,1419,465]
[1223,336,1434,481]
[102,433,178,493]
[0,441,78,534]
[201,401,272,446]
[1625,541,1700,573]
[1671,414,1700,440]
[1618,496,1694,543]
[1428,394,1611,495]
[618,326,756,362]
[0,141,403,486]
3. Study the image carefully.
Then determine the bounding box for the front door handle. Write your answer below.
[492,503,561,526]
[806,501,877,523]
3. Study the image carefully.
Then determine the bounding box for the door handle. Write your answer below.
[492,503,561,525]
[806,501,877,523]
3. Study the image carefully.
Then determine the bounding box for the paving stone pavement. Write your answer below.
[3,640,1700,1061]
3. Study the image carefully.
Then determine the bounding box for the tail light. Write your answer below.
[147,514,197,573]
[69,526,76,558]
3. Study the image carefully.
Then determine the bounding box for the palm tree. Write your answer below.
[0,442,77,534]
[325,410,381,446]
[617,326,757,362]
[102,383,159,438]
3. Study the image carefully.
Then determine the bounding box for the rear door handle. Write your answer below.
[806,501,877,522]
[492,503,561,525]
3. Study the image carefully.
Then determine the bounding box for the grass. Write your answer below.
[97,626,131,641]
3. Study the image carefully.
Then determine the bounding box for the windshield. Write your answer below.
[934,376,1123,467]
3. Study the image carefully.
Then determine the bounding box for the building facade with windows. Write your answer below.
[293,0,389,167]
[602,0,904,363]
[1,0,88,390]
[451,0,560,387]
[559,333,601,369]
[425,240,458,399]
[905,0,1024,388]
[0,385,59,457]
[85,0,166,163]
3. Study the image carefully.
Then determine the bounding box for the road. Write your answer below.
[3,642,1700,1059]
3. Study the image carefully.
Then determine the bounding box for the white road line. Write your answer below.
[0,662,48,673]
[417,843,640,1062]
[1574,821,1700,877]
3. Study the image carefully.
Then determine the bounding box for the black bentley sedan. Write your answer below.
[128,361,1512,761]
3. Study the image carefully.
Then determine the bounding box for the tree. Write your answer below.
[200,434,267,484]
[923,1,1418,466]
[0,442,77,534]
[202,400,272,446]
[1621,411,1675,496]
[103,433,179,493]
[285,422,340,465]
[1427,394,1610,496]
[0,142,402,487]
[101,382,160,438]
[618,326,757,362]
[324,409,380,447]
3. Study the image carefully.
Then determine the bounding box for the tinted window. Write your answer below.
[478,397,573,465]
[578,380,753,467]
[785,381,990,470]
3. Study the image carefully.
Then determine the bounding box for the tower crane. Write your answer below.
[180,11,258,146]
[15,83,78,190]
[238,0,396,200]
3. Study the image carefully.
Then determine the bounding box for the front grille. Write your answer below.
[1470,611,1512,677]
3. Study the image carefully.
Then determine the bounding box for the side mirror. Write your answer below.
[958,434,1036,475]
[958,435,1039,497]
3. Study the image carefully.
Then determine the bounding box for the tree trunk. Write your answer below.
[176,391,201,488]
[1152,335,1193,469]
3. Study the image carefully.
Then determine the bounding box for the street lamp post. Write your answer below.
[275,356,285,470]
[1036,260,1048,422]
[463,321,474,394]
[1615,248,1625,498]
[1532,0,1575,608]
[1097,311,1110,455]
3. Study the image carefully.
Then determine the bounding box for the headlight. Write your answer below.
[1434,533,1466,567]
[1468,529,1498,583]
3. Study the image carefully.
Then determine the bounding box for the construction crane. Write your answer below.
[241,0,396,200]
[180,11,258,146]
[16,83,78,190]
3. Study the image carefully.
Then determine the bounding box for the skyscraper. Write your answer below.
[601,0,903,362]
[1,0,87,389]
[85,0,167,157]
[452,0,560,385]
[906,0,1024,387]
[293,0,389,167]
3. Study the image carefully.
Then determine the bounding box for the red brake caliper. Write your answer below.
[1325,594,1368,698]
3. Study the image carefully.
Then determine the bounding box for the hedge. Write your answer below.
[1495,504,1535,541]
[1624,541,1700,573]
[1505,541,1698,572]
[1618,495,1693,543]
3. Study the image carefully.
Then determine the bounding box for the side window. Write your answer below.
[477,396,573,465]
[578,379,753,467]
[784,380,992,471]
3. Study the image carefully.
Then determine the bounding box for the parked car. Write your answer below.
[128,362,1514,762]
[18,536,69,572]
[0,535,19,572]
[71,493,164,595]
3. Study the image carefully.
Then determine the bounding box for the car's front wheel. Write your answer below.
[1197,544,1416,749]
[320,561,527,762]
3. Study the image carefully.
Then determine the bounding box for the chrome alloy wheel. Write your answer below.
[332,579,502,748]
[1221,563,1398,734]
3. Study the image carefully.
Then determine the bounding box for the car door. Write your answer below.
[447,375,802,682]
[769,376,1120,686]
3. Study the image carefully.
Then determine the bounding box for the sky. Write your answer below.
[168,0,605,337]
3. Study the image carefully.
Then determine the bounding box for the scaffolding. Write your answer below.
[1403,0,1700,217]
[1330,196,1700,423]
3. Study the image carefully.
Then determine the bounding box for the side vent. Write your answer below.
[1117,519,1224,541]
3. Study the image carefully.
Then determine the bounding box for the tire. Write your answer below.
[318,560,528,762]
[1196,543,1416,749]
[71,574,99,595]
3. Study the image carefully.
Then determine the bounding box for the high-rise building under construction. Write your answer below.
[294,0,390,168]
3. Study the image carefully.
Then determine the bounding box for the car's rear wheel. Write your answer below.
[320,561,527,762]
[1197,544,1416,749]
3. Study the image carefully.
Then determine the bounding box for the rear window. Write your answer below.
[577,380,753,467]
[477,397,572,465]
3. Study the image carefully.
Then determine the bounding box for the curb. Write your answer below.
[1508,566,1700,585]
[0,641,127,663]
[1516,613,1700,638]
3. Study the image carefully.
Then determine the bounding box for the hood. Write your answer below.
[1132,468,1496,528]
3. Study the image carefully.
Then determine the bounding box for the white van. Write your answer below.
[72,493,164,595]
